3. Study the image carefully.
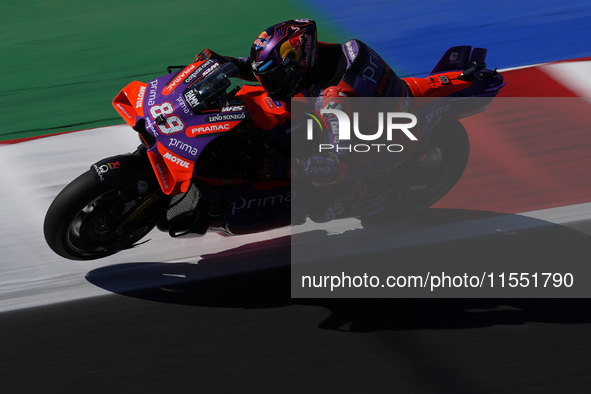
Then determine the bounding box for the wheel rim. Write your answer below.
[65,190,154,256]
[386,143,466,214]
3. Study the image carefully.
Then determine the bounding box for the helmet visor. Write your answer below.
[255,60,297,98]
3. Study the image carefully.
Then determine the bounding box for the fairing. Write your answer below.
[109,46,504,235]
[403,46,504,98]
[113,60,265,195]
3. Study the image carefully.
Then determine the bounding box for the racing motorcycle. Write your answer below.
[43,46,504,260]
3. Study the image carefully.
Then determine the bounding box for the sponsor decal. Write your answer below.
[205,112,246,123]
[163,151,190,169]
[184,59,214,85]
[362,50,380,84]
[279,28,313,67]
[345,41,356,62]
[176,95,190,114]
[155,162,169,191]
[302,34,313,66]
[280,28,303,61]
[201,61,221,79]
[93,161,121,181]
[425,104,452,123]
[231,192,294,215]
[169,137,198,156]
[221,105,245,112]
[145,118,158,136]
[150,144,194,194]
[263,97,283,110]
[163,64,197,96]
[183,60,221,88]
[147,80,158,106]
[136,85,146,109]
[184,89,200,108]
[253,31,270,50]
[116,103,133,120]
[186,121,240,137]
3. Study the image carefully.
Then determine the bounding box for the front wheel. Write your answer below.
[44,170,163,260]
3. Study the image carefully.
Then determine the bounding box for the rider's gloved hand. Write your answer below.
[194,48,257,81]
[194,48,225,63]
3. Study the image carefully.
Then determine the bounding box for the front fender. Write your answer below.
[91,150,159,195]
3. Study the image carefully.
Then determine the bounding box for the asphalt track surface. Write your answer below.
[2,113,591,392]
[3,280,591,393]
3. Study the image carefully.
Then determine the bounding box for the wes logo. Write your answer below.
[306,108,418,153]
[221,105,245,112]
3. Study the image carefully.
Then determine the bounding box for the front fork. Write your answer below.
[116,192,166,237]
[91,147,169,236]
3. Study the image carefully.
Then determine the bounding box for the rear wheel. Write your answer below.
[44,170,163,260]
[366,120,470,220]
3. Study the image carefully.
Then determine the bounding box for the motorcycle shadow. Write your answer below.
[86,208,591,331]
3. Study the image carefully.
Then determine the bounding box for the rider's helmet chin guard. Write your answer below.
[250,19,317,102]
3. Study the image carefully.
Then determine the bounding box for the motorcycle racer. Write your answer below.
[45,32,503,258]
[195,19,407,220]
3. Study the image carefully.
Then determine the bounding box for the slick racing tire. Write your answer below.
[366,120,470,221]
[44,170,160,260]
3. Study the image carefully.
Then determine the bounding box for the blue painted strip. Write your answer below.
[299,0,591,76]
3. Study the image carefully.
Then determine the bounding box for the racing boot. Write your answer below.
[307,179,368,223]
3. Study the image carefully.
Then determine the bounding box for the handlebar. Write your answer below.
[185,62,240,112]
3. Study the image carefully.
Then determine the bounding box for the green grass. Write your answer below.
[1,1,345,141]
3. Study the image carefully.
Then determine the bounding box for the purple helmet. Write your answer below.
[250,19,317,101]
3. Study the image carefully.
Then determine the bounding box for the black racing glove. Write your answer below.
[194,48,224,63]
[193,48,256,81]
